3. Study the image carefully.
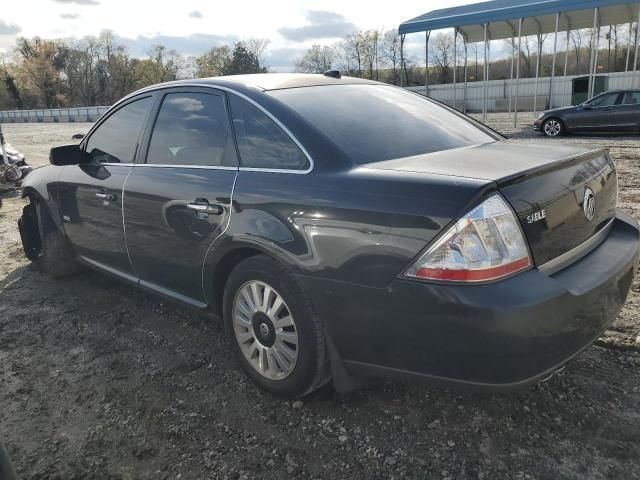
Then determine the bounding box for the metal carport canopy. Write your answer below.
[399,0,640,42]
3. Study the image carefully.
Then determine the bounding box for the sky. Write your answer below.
[0,0,473,71]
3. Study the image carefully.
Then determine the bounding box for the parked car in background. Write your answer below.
[534,89,640,136]
[18,74,640,398]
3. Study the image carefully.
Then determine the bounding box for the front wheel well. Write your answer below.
[210,247,264,316]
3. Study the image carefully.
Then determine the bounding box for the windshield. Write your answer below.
[270,84,498,165]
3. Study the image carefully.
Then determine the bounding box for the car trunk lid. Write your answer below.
[366,141,618,266]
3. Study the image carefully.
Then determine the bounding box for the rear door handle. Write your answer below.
[95,192,117,202]
[187,201,223,216]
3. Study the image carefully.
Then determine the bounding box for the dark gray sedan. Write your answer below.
[534,89,640,136]
[18,74,640,398]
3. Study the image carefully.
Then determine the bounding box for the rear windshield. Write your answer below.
[270,84,498,165]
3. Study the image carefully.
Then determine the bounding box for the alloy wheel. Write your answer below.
[544,119,562,137]
[232,280,299,380]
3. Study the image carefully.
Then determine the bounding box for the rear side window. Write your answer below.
[229,95,308,170]
[270,85,497,165]
[622,91,640,105]
[147,92,237,167]
[85,97,151,163]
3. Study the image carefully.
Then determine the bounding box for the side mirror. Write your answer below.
[50,144,85,166]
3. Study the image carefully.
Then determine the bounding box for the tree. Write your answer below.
[571,30,584,75]
[431,32,453,84]
[380,29,401,85]
[98,31,140,104]
[136,45,184,85]
[195,46,231,77]
[294,44,333,73]
[222,42,266,75]
[245,38,270,69]
[15,37,67,108]
[63,36,103,106]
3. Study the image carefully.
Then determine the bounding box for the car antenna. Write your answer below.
[323,70,341,79]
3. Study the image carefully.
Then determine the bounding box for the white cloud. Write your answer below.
[1,0,477,69]
[279,10,357,42]
[0,20,22,36]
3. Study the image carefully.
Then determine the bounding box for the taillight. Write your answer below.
[403,194,531,283]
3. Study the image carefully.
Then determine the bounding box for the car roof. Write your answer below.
[604,89,640,93]
[150,73,381,92]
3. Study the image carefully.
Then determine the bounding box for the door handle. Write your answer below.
[187,201,223,216]
[95,192,117,202]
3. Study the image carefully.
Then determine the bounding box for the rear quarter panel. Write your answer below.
[203,167,494,304]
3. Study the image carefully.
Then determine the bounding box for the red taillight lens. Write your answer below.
[404,195,532,283]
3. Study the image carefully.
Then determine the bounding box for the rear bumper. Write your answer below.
[298,210,639,389]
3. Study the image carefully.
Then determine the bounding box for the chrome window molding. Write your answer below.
[133,164,238,171]
[538,218,615,276]
[112,82,315,175]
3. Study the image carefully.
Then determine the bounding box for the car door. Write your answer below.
[123,88,238,305]
[609,91,640,131]
[57,95,153,275]
[570,92,621,131]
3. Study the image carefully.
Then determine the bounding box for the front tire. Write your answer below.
[542,118,564,137]
[29,201,80,278]
[223,255,329,398]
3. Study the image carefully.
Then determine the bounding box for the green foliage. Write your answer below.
[222,42,267,75]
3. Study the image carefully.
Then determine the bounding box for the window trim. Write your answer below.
[112,83,315,174]
[81,93,155,167]
[142,88,240,169]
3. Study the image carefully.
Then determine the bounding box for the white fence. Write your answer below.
[2,70,640,121]
[407,71,640,112]
[0,106,109,123]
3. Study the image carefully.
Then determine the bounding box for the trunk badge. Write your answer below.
[583,187,596,221]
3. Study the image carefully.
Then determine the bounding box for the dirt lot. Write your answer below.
[1,115,639,480]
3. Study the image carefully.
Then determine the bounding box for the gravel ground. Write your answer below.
[0,115,639,480]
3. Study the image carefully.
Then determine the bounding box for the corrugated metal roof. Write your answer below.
[399,0,639,42]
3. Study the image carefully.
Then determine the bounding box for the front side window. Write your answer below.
[589,93,620,107]
[85,96,152,163]
[270,85,497,165]
[229,95,308,170]
[147,92,237,167]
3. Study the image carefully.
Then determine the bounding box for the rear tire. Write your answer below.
[223,255,329,398]
[542,118,564,137]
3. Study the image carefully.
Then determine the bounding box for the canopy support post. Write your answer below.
[514,18,523,128]
[591,21,601,97]
[634,4,640,87]
[483,23,489,122]
[453,27,457,110]
[533,24,542,114]
[564,14,571,77]
[588,8,599,99]
[400,33,405,87]
[425,31,430,96]
[549,12,560,109]
[564,29,570,76]
[508,33,515,117]
[463,36,468,114]
[625,20,633,72]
